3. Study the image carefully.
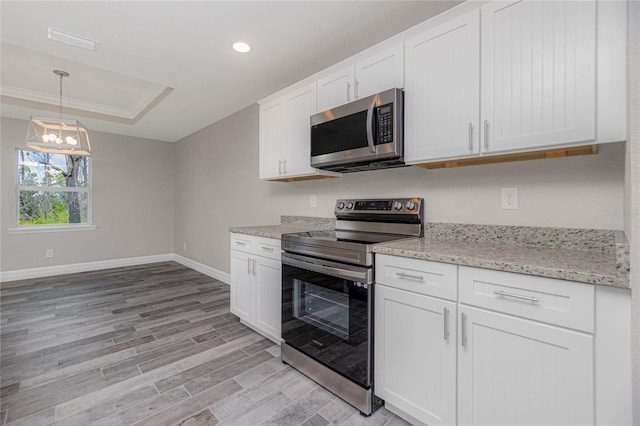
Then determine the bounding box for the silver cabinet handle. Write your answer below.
[468,122,473,151]
[494,290,540,303]
[234,241,246,246]
[346,81,351,101]
[260,246,274,252]
[278,159,283,175]
[483,120,489,150]
[247,257,251,274]
[252,258,257,276]
[396,272,424,281]
[354,78,359,99]
[282,159,287,175]
[443,307,450,341]
[461,312,468,347]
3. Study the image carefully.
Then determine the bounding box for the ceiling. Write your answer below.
[0,1,461,143]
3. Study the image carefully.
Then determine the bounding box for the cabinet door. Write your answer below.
[259,98,285,179]
[283,83,317,177]
[481,0,596,153]
[375,285,456,426]
[317,66,355,112]
[254,256,282,342]
[458,306,594,426]
[230,250,253,322]
[404,10,480,163]
[354,45,404,100]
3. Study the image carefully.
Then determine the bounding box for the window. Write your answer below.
[16,149,91,227]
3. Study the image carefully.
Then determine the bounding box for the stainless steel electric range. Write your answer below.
[281,198,424,415]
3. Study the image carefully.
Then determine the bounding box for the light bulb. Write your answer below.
[55,137,63,144]
[65,136,78,145]
[232,42,250,53]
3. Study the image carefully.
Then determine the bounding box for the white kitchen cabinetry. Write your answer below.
[481,0,596,153]
[405,0,624,165]
[317,45,404,112]
[375,255,457,426]
[458,266,595,426]
[375,255,630,426]
[317,66,355,112]
[404,10,480,163]
[259,83,340,181]
[458,306,593,426]
[230,233,282,343]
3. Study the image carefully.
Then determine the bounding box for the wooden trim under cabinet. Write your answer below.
[413,145,597,170]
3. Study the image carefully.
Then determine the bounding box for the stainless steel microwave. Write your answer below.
[310,88,404,173]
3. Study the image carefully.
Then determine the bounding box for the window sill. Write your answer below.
[8,225,98,234]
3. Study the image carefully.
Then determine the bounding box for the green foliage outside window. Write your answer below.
[17,150,90,226]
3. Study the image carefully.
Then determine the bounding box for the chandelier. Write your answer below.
[25,70,92,156]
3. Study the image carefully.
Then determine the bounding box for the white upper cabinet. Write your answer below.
[259,98,285,180]
[480,0,596,153]
[259,83,340,181]
[404,10,481,163]
[317,45,404,112]
[354,45,404,100]
[283,84,318,177]
[317,66,355,112]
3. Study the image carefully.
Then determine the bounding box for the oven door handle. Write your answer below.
[282,253,371,283]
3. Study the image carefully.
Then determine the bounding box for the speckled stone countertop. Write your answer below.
[372,223,630,288]
[229,216,334,239]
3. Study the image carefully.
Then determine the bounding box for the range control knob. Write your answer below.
[337,202,345,209]
[347,202,354,209]
[394,201,403,210]
[406,201,417,211]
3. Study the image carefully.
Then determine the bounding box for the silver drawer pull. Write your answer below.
[461,312,467,348]
[494,290,540,303]
[260,246,274,252]
[396,272,424,281]
[234,241,247,246]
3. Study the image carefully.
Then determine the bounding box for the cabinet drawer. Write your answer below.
[230,233,255,254]
[375,254,457,301]
[459,267,594,333]
[254,236,281,261]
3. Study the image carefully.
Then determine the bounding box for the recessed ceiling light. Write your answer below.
[48,27,99,51]
[232,42,251,53]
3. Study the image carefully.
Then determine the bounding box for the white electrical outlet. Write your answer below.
[310,195,317,208]
[501,187,518,209]
[46,249,54,258]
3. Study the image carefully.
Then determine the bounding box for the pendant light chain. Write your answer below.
[59,72,63,119]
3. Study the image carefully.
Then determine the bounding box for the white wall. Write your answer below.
[0,117,175,273]
[174,104,625,274]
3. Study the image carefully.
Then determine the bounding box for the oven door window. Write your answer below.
[282,263,371,388]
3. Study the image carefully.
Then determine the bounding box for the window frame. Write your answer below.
[12,148,96,233]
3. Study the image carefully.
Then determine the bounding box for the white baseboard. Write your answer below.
[173,255,230,285]
[0,253,230,284]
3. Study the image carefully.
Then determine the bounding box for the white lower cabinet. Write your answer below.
[457,305,593,426]
[375,285,456,426]
[374,255,630,426]
[230,233,281,343]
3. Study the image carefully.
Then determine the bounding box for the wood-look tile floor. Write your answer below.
[0,262,411,426]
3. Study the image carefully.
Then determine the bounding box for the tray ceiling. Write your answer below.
[0,1,461,142]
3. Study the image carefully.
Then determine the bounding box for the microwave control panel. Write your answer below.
[377,104,394,144]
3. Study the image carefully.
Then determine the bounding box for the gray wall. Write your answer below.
[626,0,640,422]
[173,104,625,274]
[0,117,175,272]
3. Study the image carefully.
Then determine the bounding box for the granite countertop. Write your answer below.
[372,223,630,289]
[229,216,335,239]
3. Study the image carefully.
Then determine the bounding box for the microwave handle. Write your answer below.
[366,98,376,153]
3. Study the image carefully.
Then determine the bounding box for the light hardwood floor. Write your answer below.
[0,262,410,426]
